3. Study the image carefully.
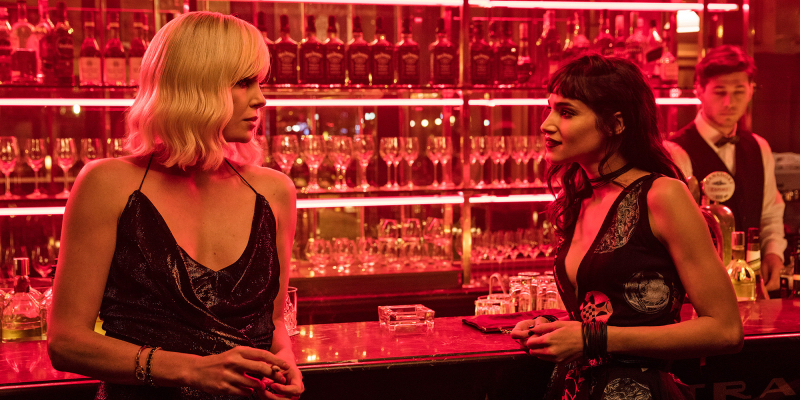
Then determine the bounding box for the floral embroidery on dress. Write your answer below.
[603,378,653,400]
[596,182,643,254]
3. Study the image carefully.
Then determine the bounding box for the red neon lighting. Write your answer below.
[0,98,463,108]
[480,1,738,12]
[469,194,555,204]
[470,98,701,107]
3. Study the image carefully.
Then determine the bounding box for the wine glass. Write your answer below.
[327,136,353,191]
[272,135,299,178]
[304,238,330,273]
[23,138,47,199]
[378,219,400,267]
[80,138,104,165]
[352,135,375,191]
[0,136,20,199]
[437,138,454,188]
[488,136,509,188]
[398,137,419,189]
[54,138,77,199]
[331,238,356,272]
[299,135,326,192]
[356,237,380,269]
[425,136,446,188]
[378,138,399,189]
[509,136,529,187]
[527,135,545,187]
[106,138,127,158]
[30,245,53,278]
[469,136,490,188]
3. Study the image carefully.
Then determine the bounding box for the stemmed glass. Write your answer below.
[80,138,104,165]
[23,138,47,199]
[426,137,451,188]
[106,138,127,158]
[378,219,400,267]
[509,136,529,187]
[378,138,399,189]
[469,136,490,188]
[488,136,509,188]
[398,137,419,189]
[327,136,353,191]
[0,137,20,199]
[272,135,299,178]
[527,135,545,187]
[352,135,375,191]
[31,245,53,278]
[54,138,77,199]
[356,237,380,270]
[304,238,330,273]
[299,135,326,192]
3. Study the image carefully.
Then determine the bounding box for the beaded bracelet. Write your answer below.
[134,345,148,384]
[538,314,559,323]
[145,347,161,387]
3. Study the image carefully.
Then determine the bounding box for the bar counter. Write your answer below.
[3,299,800,399]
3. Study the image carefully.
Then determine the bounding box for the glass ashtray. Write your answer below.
[378,304,435,331]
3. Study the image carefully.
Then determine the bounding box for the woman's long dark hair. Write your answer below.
[546,54,685,236]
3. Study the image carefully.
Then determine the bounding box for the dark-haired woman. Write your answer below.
[510,54,742,399]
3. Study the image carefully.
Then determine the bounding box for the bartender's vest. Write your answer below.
[669,122,764,233]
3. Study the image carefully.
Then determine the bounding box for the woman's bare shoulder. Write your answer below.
[238,164,296,208]
[646,176,696,218]
[68,156,152,211]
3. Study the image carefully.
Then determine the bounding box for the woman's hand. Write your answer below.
[187,346,290,397]
[259,365,304,400]
[511,319,584,364]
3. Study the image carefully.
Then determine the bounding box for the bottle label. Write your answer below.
[302,50,323,79]
[0,39,10,82]
[56,36,73,58]
[79,56,102,85]
[399,51,419,81]
[104,57,126,85]
[702,171,735,203]
[129,57,142,85]
[11,49,37,82]
[660,61,678,83]
[325,51,345,80]
[499,54,517,82]
[372,51,393,81]
[349,51,369,81]
[433,51,455,82]
[277,50,297,80]
[472,53,491,81]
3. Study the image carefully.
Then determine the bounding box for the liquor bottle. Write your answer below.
[299,15,324,85]
[0,8,12,83]
[39,265,55,339]
[274,14,298,85]
[369,16,394,86]
[495,21,517,85]
[644,20,663,71]
[51,2,74,86]
[1,258,42,343]
[470,21,492,86]
[534,10,561,87]
[78,11,102,86]
[625,14,646,67]
[656,29,678,88]
[346,16,369,86]
[517,21,532,85]
[563,12,589,63]
[10,0,38,84]
[128,12,147,86]
[701,195,735,267]
[103,12,126,86]
[395,17,419,86]
[429,18,457,86]
[728,231,756,302]
[592,10,614,56]
[323,15,345,85]
[747,227,770,300]
[255,11,275,85]
[33,0,53,84]
[612,15,627,58]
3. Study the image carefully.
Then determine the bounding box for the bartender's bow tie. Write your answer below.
[715,135,740,147]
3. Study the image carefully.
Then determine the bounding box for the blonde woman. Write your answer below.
[47,12,303,400]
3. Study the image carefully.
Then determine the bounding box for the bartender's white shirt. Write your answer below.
[666,112,788,261]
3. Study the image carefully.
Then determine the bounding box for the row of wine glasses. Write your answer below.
[470,135,546,188]
[0,137,126,199]
[1,242,58,280]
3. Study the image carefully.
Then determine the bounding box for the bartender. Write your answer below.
[667,45,787,292]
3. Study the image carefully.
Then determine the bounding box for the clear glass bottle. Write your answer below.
[33,0,52,84]
[10,0,38,84]
[430,18,457,86]
[274,14,298,85]
[701,195,735,267]
[2,257,42,343]
[128,12,147,86]
[625,14,646,67]
[495,21,517,85]
[612,14,627,58]
[78,11,102,86]
[747,227,770,300]
[656,29,678,88]
[395,17,419,86]
[592,10,614,56]
[299,15,324,85]
[255,11,275,85]
[0,8,12,84]
[51,1,73,86]
[564,12,589,61]
[369,16,394,86]
[103,11,125,86]
[39,265,55,339]
[346,16,369,86]
[517,21,532,85]
[534,10,560,87]
[323,15,345,86]
[728,231,756,302]
[470,21,492,86]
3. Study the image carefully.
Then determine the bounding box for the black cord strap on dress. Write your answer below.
[224,159,257,194]
[139,154,154,191]
[588,163,634,190]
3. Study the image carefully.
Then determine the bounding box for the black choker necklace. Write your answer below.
[588,164,634,189]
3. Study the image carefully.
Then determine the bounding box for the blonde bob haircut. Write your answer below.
[126,11,269,170]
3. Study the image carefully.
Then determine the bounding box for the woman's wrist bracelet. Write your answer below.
[538,314,559,323]
[145,347,161,387]
[134,345,148,384]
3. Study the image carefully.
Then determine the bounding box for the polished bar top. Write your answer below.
[3,299,800,387]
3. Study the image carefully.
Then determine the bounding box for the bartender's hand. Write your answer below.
[762,253,784,292]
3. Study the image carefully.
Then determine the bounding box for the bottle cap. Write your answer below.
[327,15,337,34]
[519,21,528,39]
[13,257,30,277]
[352,16,362,33]
[375,16,385,35]
[402,17,412,34]
[732,231,745,249]
[747,227,760,243]
[305,15,316,33]
[83,10,95,26]
[280,14,290,34]
[436,18,446,34]
[256,11,267,31]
